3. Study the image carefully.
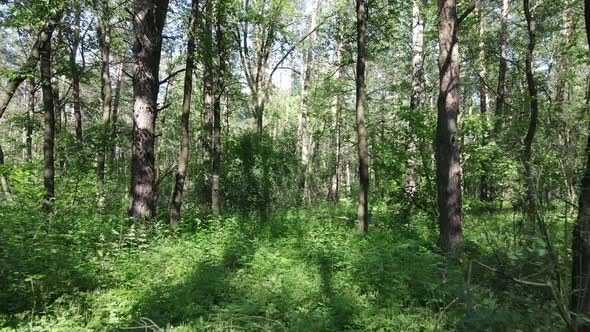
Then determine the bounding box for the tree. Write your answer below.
[522,0,538,221]
[69,0,83,143]
[170,0,199,226]
[436,0,463,254]
[406,0,427,198]
[356,0,369,234]
[96,0,113,209]
[494,0,509,132]
[129,0,169,219]
[40,12,62,211]
[570,0,590,327]
[212,1,228,216]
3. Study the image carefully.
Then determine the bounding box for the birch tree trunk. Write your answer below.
[97,0,112,209]
[356,0,369,234]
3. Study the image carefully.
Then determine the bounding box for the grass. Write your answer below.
[0,202,568,331]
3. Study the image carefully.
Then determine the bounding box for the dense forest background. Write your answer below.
[1,0,590,330]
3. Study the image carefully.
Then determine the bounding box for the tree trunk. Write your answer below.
[202,0,214,200]
[356,0,369,234]
[97,0,112,210]
[494,0,509,132]
[110,60,124,171]
[25,78,35,162]
[477,0,490,202]
[0,13,60,120]
[0,145,11,200]
[129,0,169,220]
[570,0,590,328]
[170,0,198,226]
[523,0,538,221]
[436,0,463,254]
[71,0,82,143]
[299,0,319,204]
[328,34,343,203]
[212,2,226,216]
[40,15,60,211]
[406,0,426,198]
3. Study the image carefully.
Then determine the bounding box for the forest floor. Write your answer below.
[0,202,568,331]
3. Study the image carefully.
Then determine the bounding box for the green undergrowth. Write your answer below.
[0,202,566,331]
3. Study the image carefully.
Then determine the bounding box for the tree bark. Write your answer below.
[570,0,590,328]
[202,0,214,199]
[170,0,198,226]
[356,0,369,234]
[0,145,11,200]
[71,0,83,143]
[212,2,227,216]
[523,0,538,221]
[25,78,35,162]
[477,0,490,202]
[0,14,60,121]
[129,0,169,220]
[299,0,320,204]
[40,14,61,212]
[436,0,463,254]
[494,0,509,132]
[328,33,343,203]
[406,0,427,198]
[97,0,112,210]
[110,60,124,171]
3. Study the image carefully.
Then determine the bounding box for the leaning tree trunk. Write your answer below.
[406,0,426,198]
[212,2,227,216]
[129,0,169,219]
[356,0,369,235]
[522,0,538,222]
[0,12,60,121]
[40,14,60,212]
[97,0,112,210]
[570,0,590,328]
[436,0,463,254]
[170,0,198,226]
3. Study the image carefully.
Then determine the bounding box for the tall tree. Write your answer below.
[70,0,83,143]
[96,0,112,209]
[406,0,427,197]
[436,0,463,254]
[356,0,369,234]
[570,0,590,327]
[328,28,343,203]
[212,1,227,216]
[477,0,490,201]
[40,13,62,211]
[129,0,169,219]
[25,78,35,162]
[170,0,199,226]
[299,0,320,204]
[522,0,538,221]
[494,0,509,132]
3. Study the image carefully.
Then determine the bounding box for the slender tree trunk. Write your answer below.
[477,0,490,202]
[436,0,463,254]
[299,0,319,204]
[344,142,351,197]
[202,0,214,200]
[170,0,198,226]
[356,0,369,234]
[328,35,343,203]
[212,2,226,216]
[26,78,35,162]
[523,0,538,221]
[406,0,426,198]
[0,12,60,121]
[71,0,82,143]
[129,0,169,219]
[110,60,124,171]
[494,0,509,132]
[40,15,60,211]
[571,0,590,329]
[97,0,112,209]
[0,145,11,199]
